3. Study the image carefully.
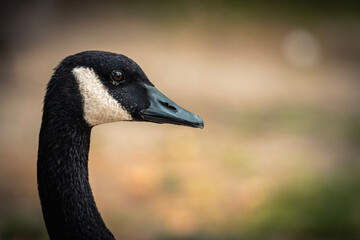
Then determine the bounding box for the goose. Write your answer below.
[37,50,204,240]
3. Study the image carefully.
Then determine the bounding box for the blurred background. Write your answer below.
[1,0,360,239]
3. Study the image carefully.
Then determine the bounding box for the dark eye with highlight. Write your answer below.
[110,70,124,85]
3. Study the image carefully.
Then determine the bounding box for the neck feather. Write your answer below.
[37,112,115,240]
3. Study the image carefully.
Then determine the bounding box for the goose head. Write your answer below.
[48,51,204,129]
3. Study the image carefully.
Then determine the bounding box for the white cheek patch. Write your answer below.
[72,67,132,126]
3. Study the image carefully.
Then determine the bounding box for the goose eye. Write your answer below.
[110,70,124,85]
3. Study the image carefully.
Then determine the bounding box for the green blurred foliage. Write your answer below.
[0,214,47,240]
[243,169,360,239]
[85,0,360,21]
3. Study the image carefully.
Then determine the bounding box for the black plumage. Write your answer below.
[37,51,203,240]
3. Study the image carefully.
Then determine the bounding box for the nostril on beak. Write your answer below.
[159,101,177,111]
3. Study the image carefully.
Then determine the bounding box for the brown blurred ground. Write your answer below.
[0,1,360,240]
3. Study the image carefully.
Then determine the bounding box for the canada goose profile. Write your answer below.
[37,51,204,240]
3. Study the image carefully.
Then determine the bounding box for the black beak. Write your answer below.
[139,85,204,129]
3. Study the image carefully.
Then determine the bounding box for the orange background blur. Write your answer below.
[0,1,359,239]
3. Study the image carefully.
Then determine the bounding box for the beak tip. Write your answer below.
[195,114,204,129]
